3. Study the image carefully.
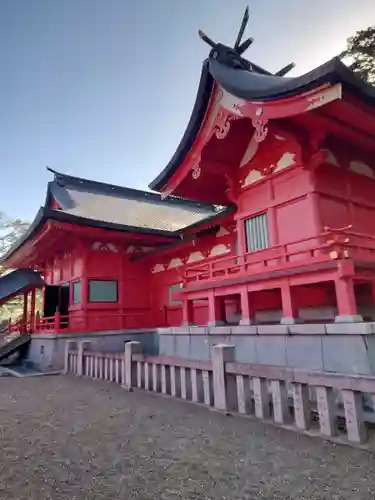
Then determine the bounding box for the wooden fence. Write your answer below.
[65,340,375,445]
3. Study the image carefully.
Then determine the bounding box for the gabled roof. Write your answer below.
[1,169,231,265]
[149,36,375,192]
[46,169,221,232]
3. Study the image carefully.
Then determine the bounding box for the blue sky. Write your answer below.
[1,0,374,221]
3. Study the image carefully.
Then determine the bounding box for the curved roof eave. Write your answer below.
[0,207,182,266]
[149,60,214,192]
[149,57,375,192]
[209,57,375,104]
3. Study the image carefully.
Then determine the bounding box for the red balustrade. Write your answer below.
[184,228,375,285]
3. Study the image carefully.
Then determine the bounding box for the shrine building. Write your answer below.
[2,9,375,335]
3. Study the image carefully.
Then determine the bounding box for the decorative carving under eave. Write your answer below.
[216,226,230,237]
[252,118,269,143]
[92,241,119,252]
[151,263,165,274]
[192,164,201,179]
[215,109,239,139]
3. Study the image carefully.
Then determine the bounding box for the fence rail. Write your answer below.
[8,311,152,335]
[66,340,375,445]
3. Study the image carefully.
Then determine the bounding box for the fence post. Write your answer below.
[77,341,92,376]
[54,311,61,332]
[35,311,41,333]
[212,344,236,412]
[64,340,77,374]
[124,341,141,390]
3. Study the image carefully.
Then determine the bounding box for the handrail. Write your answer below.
[32,310,153,334]
[184,228,375,284]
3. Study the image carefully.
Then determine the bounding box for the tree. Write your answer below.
[341,26,375,85]
[0,212,30,322]
[0,211,29,256]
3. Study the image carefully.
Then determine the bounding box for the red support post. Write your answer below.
[236,219,247,257]
[335,278,362,322]
[80,243,89,331]
[240,287,254,325]
[54,311,61,332]
[22,291,28,333]
[281,284,300,325]
[30,288,36,333]
[208,292,226,326]
[182,299,194,326]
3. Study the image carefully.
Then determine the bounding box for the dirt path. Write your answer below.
[0,376,374,499]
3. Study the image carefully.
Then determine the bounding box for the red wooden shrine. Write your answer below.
[2,10,375,333]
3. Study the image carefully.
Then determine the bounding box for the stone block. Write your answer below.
[257,325,288,335]
[208,326,232,335]
[190,336,210,361]
[288,324,327,335]
[286,336,323,371]
[256,336,287,366]
[326,322,373,335]
[231,325,258,335]
[189,327,208,334]
[233,336,257,363]
[322,335,371,375]
[175,335,190,358]
[158,335,175,357]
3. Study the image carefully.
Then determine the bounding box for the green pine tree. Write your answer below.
[341,26,375,85]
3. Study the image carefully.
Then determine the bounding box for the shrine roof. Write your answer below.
[149,9,375,192]
[1,170,229,265]
[46,169,221,232]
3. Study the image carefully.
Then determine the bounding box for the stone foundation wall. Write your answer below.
[158,323,375,375]
[27,330,157,370]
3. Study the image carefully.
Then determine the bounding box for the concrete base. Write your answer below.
[239,318,254,326]
[335,315,363,323]
[207,321,226,326]
[280,317,302,325]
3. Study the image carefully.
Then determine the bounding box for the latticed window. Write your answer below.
[245,213,269,252]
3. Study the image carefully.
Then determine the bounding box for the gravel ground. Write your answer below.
[0,376,374,499]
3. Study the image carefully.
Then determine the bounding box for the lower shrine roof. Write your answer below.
[47,169,222,232]
[0,170,230,266]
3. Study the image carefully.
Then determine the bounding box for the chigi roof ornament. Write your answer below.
[198,6,295,76]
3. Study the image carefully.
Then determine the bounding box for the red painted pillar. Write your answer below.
[182,299,194,326]
[239,287,254,325]
[236,219,247,256]
[81,245,89,331]
[30,288,36,333]
[54,311,61,332]
[280,284,299,324]
[335,278,362,322]
[208,291,225,326]
[268,206,278,247]
[22,291,28,333]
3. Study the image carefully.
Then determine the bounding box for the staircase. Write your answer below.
[0,334,31,364]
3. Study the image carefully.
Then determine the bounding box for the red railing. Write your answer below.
[8,311,153,335]
[184,227,375,284]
